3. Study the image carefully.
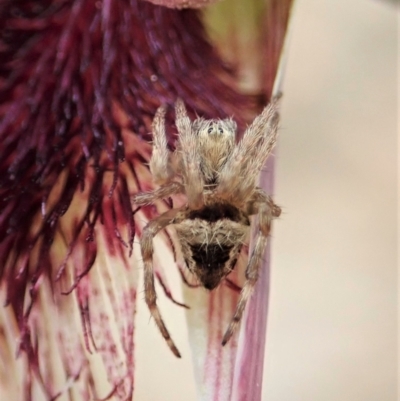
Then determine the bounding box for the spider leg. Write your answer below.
[132,182,184,206]
[217,97,280,206]
[175,99,204,210]
[149,105,175,185]
[245,187,281,218]
[222,201,274,346]
[140,207,188,358]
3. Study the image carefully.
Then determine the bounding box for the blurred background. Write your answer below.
[264,1,398,400]
[135,0,398,400]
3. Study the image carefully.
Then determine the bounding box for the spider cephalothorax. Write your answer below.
[133,98,281,357]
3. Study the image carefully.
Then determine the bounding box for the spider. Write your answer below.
[133,97,281,357]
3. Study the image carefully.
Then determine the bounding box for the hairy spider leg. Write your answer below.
[175,99,205,210]
[217,98,280,206]
[149,105,175,185]
[140,207,188,358]
[245,187,282,218]
[221,201,274,346]
[132,181,184,206]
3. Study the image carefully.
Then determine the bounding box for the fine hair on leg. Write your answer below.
[175,99,204,210]
[132,182,185,206]
[140,207,188,357]
[245,187,282,218]
[217,97,280,206]
[149,105,175,185]
[222,202,272,345]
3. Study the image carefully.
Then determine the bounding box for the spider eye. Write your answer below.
[207,127,213,134]
[218,127,223,134]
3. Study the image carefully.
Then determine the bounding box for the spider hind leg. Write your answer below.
[140,207,188,357]
[222,200,275,345]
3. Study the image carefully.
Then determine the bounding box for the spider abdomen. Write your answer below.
[175,203,250,290]
[189,243,235,290]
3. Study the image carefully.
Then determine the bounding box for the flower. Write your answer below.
[0,0,293,400]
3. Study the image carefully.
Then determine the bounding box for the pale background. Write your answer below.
[263,1,398,401]
[135,0,398,400]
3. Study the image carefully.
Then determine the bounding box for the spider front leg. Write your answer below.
[217,97,280,205]
[175,99,204,210]
[132,182,184,206]
[222,201,274,346]
[140,207,187,357]
[149,105,175,185]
